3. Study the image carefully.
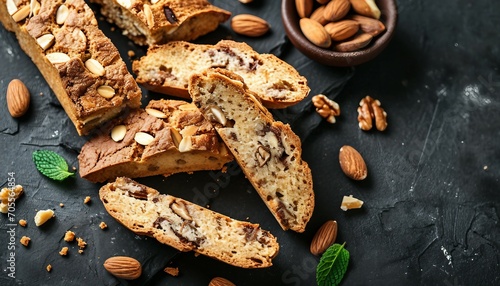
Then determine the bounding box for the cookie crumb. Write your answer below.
[64,230,75,242]
[164,267,179,277]
[59,203,64,207]
[46,264,52,272]
[483,165,488,170]
[110,26,115,32]
[20,236,30,247]
[99,221,108,230]
[19,219,27,227]
[77,237,87,249]
[59,247,69,256]
[127,50,135,57]
[78,249,84,254]
[83,196,91,204]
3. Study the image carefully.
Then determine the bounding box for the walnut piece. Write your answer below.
[20,236,30,247]
[357,96,387,131]
[59,247,69,256]
[64,230,75,242]
[0,185,23,213]
[312,94,340,124]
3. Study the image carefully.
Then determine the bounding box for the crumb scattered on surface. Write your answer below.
[84,196,91,204]
[99,222,108,230]
[127,50,135,57]
[64,230,75,242]
[46,264,52,272]
[1,185,23,213]
[77,237,87,249]
[78,249,84,254]
[164,267,179,277]
[484,165,488,170]
[59,203,64,207]
[110,27,115,32]
[194,252,200,257]
[19,219,27,227]
[59,247,68,256]
[20,236,30,247]
[34,209,55,226]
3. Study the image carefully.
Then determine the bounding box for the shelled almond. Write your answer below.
[296,0,386,52]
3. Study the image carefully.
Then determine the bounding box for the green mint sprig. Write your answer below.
[316,242,350,286]
[32,150,75,181]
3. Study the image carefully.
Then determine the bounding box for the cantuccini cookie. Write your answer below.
[90,0,231,46]
[133,40,310,108]
[189,69,315,232]
[78,99,233,183]
[0,0,142,135]
[100,177,279,268]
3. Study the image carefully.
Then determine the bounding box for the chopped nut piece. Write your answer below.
[99,222,108,229]
[1,185,23,213]
[6,0,17,15]
[134,132,155,146]
[19,219,27,227]
[29,0,41,17]
[12,5,30,22]
[59,203,64,207]
[164,267,179,277]
[312,94,340,124]
[77,237,87,249]
[56,4,69,25]
[357,95,387,131]
[34,209,54,226]
[46,52,70,65]
[143,4,154,28]
[85,59,105,76]
[145,108,167,119]
[64,230,75,242]
[20,236,30,247]
[97,85,116,99]
[340,195,364,211]
[36,34,55,51]
[46,264,52,272]
[83,196,91,204]
[59,246,69,256]
[78,249,84,254]
[127,50,135,57]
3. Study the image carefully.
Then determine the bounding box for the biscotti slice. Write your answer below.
[133,40,310,108]
[189,69,315,232]
[0,0,142,135]
[78,99,233,183]
[100,177,279,268]
[90,0,231,46]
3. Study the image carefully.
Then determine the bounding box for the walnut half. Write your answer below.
[357,95,387,131]
[312,94,340,124]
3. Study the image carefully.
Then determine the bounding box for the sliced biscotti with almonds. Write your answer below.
[0,0,142,135]
[189,69,315,232]
[133,40,310,108]
[78,99,233,183]
[90,0,230,46]
[100,177,279,268]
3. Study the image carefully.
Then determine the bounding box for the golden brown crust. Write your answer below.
[0,0,142,135]
[189,69,315,232]
[90,0,231,46]
[100,177,279,268]
[133,40,310,108]
[78,99,233,183]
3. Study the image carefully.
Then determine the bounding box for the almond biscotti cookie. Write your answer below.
[0,0,142,135]
[78,99,233,183]
[100,177,279,268]
[90,0,231,46]
[133,40,310,108]
[189,69,315,232]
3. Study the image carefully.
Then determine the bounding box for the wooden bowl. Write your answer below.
[281,0,397,67]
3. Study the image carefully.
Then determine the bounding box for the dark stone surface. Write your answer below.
[1,0,499,285]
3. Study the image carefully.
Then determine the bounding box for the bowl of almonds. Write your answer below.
[282,0,397,66]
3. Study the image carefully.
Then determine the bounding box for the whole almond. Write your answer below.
[339,145,367,180]
[103,256,142,280]
[310,6,329,26]
[209,277,236,286]
[310,220,338,255]
[349,0,381,19]
[324,20,359,41]
[6,79,30,118]
[334,33,373,52]
[299,18,331,48]
[350,14,386,36]
[231,14,270,37]
[323,0,351,22]
[295,0,313,18]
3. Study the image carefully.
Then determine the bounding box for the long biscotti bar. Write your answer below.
[78,99,233,183]
[90,0,231,46]
[100,177,280,268]
[0,0,142,135]
[133,40,310,108]
[189,69,315,232]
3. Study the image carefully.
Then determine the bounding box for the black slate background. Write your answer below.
[1,0,499,285]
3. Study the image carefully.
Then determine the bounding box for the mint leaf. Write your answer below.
[316,242,350,286]
[33,150,75,181]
